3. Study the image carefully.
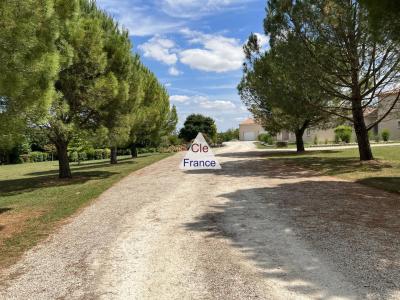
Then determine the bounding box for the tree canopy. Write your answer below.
[240,0,400,159]
[239,32,329,152]
[179,114,217,143]
[0,0,176,177]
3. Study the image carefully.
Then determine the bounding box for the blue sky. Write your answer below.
[97,0,268,131]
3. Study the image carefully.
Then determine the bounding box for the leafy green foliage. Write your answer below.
[0,0,63,117]
[258,133,274,145]
[239,32,327,152]
[179,114,217,142]
[264,0,400,160]
[0,0,172,175]
[361,0,400,42]
[381,129,390,142]
[218,129,239,142]
[334,126,353,144]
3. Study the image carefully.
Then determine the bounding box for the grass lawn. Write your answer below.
[0,153,171,269]
[264,145,400,194]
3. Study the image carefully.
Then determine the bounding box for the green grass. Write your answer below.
[264,145,400,194]
[0,153,171,269]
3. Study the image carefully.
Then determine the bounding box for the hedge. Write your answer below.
[18,145,184,164]
[19,152,49,163]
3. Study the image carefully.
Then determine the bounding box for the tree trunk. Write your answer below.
[110,146,118,164]
[55,140,72,179]
[294,120,309,153]
[295,130,305,153]
[131,144,138,158]
[348,22,374,161]
[352,101,374,161]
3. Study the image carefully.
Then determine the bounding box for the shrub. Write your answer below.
[381,129,390,142]
[94,149,104,160]
[86,148,96,160]
[69,151,78,162]
[117,149,131,156]
[258,133,273,145]
[158,145,185,153]
[30,151,48,162]
[374,133,380,142]
[334,125,352,143]
[276,141,288,148]
[324,139,328,145]
[78,152,87,161]
[313,136,319,145]
[168,135,181,146]
[104,148,111,159]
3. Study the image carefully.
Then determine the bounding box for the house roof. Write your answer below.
[378,89,400,97]
[364,107,377,117]
[240,118,257,125]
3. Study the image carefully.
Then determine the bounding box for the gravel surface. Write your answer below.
[1,141,399,299]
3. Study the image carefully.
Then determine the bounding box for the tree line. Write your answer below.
[239,0,400,160]
[0,0,177,178]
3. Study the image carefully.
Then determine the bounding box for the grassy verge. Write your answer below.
[264,146,400,194]
[0,153,171,269]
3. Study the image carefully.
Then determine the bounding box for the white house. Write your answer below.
[239,118,267,141]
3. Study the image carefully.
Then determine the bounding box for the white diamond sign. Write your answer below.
[179,132,221,170]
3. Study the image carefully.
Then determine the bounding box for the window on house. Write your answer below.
[306,129,311,136]
[398,120,400,129]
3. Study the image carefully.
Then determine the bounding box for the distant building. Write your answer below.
[239,89,400,143]
[377,90,400,141]
[239,118,267,141]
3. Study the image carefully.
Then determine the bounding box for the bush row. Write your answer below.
[19,149,113,163]
[158,145,187,153]
[19,152,51,163]
[18,145,186,163]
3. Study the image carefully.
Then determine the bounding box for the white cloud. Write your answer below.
[206,84,237,89]
[161,0,254,18]
[170,95,190,103]
[138,36,178,65]
[171,94,236,110]
[96,0,184,36]
[198,99,236,110]
[179,29,244,73]
[168,66,182,76]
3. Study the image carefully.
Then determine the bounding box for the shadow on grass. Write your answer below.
[185,181,400,299]
[0,171,117,197]
[0,208,12,214]
[269,156,393,175]
[26,158,137,177]
[356,177,400,194]
[216,149,393,178]
[216,149,341,159]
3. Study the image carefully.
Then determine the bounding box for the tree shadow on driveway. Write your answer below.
[185,180,400,299]
[184,149,400,299]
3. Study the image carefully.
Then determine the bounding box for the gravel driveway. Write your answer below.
[1,141,399,299]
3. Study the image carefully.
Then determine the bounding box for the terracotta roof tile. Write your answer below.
[240,118,256,125]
